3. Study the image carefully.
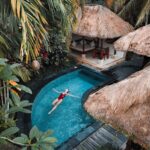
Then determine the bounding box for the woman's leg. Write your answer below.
[48,100,62,114]
[52,98,59,105]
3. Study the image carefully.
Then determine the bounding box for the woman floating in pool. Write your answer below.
[48,88,79,115]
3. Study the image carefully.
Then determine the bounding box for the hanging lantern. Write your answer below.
[32,60,40,71]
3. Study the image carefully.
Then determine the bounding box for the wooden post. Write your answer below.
[101,39,103,49]
[82,36,85,54]
[82,36,86,58]
[97,38,99,49]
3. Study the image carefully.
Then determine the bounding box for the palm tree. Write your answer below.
[0,0,47,63]
[0,0,83,63]
[0,1,84,148]
[0,0,84,86]
[105,0,150,26]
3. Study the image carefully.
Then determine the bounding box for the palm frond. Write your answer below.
[136,0,150,26]
[0,36,10,50]
[0,0,83,62]
[0,4,20,58]
[10,0,49,62]
[111,0,126,12]
[12,66,31,82]
[118,0,136,18]
[45,0,80,36]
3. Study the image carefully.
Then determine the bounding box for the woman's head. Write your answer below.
[65,89,69,93]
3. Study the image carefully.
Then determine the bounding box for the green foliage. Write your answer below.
[0,58,8,65]
[12,126,56,150]
[0,107,16,131]
[0,59,56,150]
[136,0,150,26]
[0,0,84,80]
[0,59,32,141]
[0,0,83,63]
[0,59,16,81]
[0,126,56,150]
[10,64,32,83]
[12,66,31,82]
[0,59,32,115]
[10,0,48,62]
[111,0,150,26]
[41,30,68,66]
[0,127,19,137]
[0,58,31,82]
[17,84,32,94]
[0,65,13,81]
[45,0,81,36]
[0,2,20,59]
[7,92,32,114]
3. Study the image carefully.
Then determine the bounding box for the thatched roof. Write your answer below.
[114,25,150,57]
[74,5,133,38]
[84,65,150,149]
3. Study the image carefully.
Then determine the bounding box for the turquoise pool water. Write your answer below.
[32,69,109,145]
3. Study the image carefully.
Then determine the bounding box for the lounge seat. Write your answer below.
[70,40,95,53]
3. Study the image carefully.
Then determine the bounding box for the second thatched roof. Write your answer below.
[84,65,150,149]
[74,5,133,38]
[114,24,150,57]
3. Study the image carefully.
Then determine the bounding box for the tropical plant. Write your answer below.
[0,107,16,131]
[0,0,83,63]
[105,0,150,26]
[0,58,56,149]
[40,30,68,67]
[0,0,46,62]
[45,0,81,34]
[0,126,56,150]
[0,58,32,130]
[41,0,84,67]
[0,0,84,83]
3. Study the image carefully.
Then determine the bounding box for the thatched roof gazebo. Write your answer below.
[74,5,133,38]
[114,24,150,57]
[84,65,150,149]
[72,5,133,55]
[84,23,150,147]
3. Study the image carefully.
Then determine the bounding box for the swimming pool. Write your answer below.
[31,67,111,145]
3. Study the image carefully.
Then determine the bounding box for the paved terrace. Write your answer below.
[70,40,126,70]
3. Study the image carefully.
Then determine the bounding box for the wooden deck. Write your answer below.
[73,124,127,150]
[57,122,127,150]
[69,51,125,70]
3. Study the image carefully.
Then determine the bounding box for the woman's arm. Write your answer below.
[52,88,62,93]
[67,94,80,99]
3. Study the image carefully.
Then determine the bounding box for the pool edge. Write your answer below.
[17,65,115,146]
